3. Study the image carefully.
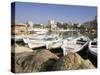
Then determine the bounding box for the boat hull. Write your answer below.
[61,36,89,56]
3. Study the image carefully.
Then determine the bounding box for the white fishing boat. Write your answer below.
[27,41,46,49]
[44,36,63,49]
[11,35,23,42]
[46,42,62,49]
[23,34,62,49]
[61,36,89,56]
[22,34,45,43]
[22,34,46,48]
[88,38,97,56]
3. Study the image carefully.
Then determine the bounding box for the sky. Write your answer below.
[11,2,97,24]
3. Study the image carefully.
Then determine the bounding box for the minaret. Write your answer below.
[48,20,57,30]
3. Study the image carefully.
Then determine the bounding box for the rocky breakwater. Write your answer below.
[11,44,95,73]
[53,52,95,71]
[11,44,59,73]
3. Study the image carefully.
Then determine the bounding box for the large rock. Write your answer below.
[81,59,95,69]
[53,52,95,70]
[23,50,59,72]
[14,50,59,73]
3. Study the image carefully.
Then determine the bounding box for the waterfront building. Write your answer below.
[48,20,57,30]
[11,23,27,35]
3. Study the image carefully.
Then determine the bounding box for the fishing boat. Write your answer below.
[22,34,45,43]
[22,34,46,48]
[88,38,97,56]
[61,36,89,56]
[23,34,62,49]
[43,36,63,49]
[11,35,23,42]
[27,41,46,49]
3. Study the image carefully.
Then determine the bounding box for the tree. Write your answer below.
[56,22,62,28]
[73,23,78,29]
[63,23,68,29]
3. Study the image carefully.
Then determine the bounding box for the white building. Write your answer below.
[48,20,57,29]
[26,21,33,28]
[11,23,27,35]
